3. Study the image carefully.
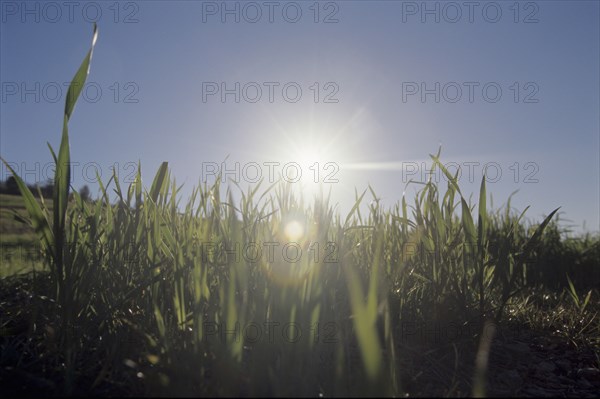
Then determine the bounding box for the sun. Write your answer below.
[282,139,340,200]
[291,142,327,169]
[255,115,367,203]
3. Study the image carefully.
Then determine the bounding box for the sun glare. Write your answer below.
[284,220,304,242]
[292,142,326,168]
[284,138,342,199]
[258,115,370,203]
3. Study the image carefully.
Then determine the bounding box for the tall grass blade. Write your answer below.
[149,162,169,204]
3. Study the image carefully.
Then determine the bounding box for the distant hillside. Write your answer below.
[0,194,51,245]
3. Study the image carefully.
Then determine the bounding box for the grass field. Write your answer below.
[0,194,48,276]
[1,24,599,398]
[0,193,44,244]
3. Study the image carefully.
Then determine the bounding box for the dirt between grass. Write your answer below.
[396,321,600,397]
[1,274,599,397]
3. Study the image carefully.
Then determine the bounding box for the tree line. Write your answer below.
[0,176,92,202]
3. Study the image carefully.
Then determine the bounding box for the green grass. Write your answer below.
[0,193,47,244]
[0,194,49,276]
[1,24,599,397]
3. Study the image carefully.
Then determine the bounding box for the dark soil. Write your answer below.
[1,274,599,397]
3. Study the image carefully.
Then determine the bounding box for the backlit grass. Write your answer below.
[1,24,598,397]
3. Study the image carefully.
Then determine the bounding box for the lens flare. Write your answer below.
[284,220,304,242]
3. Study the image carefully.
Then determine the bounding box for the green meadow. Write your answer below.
[1,25,599,397]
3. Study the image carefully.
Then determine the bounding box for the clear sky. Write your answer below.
[1,0,599,234]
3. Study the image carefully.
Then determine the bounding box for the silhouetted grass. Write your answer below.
[1,24,598,397]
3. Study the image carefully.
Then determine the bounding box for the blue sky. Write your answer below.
[1,0,599,233]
